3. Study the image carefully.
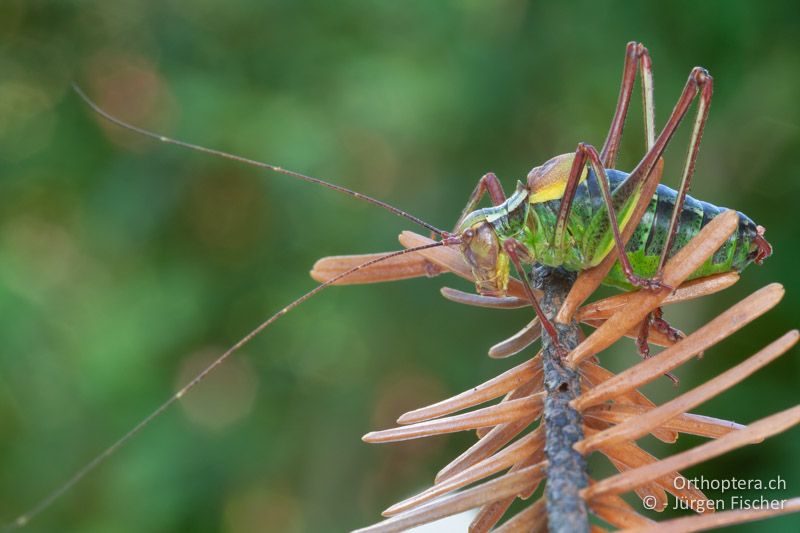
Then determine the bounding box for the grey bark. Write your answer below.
[532,265,588,533]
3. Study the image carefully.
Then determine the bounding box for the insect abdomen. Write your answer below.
[603,175,763,289]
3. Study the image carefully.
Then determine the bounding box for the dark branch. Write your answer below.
[533,265,588,533]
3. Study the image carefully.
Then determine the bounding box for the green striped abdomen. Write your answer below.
[603,171,762,289]
[529,169,764,290]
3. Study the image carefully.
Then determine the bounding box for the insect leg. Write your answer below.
[601,41,656,168]
[558,68,711,322]
[453,172,507,230]
[627,67,712,362]
[612,67,712,212]
[655,72,714,275]
[502,238,566,356]
[566,143,671,290]
[617,67,711,363]
[552,145,588,249]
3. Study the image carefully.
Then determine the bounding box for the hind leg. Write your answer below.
[601,41,656,167]
[552,42,665,290]
[554,142,671,291]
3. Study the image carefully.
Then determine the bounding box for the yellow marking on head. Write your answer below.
[526,153,589,204]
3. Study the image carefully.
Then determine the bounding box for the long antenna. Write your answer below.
[2,240,452,530]
[71,83,446,236]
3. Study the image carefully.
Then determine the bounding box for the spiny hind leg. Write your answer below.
[601,41,656,168]
[554,142,671,291]
[453,172,506,231]
[582,66,714,290]
[611,66,713,239]
[611,66,713,354]
[654,70,713,276]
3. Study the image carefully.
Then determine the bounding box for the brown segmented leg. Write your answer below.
[453,172,507,231]
[556,143,670,291]
[557,67,715,324]
[618,66,711,360]
[612,67,713,216]
[557,66,713,354]
[601,41,656,168]
[502,238,566,356]
[554,41,655,261]
[655,69,713,274]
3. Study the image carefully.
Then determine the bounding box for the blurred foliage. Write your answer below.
[1,1,799,532]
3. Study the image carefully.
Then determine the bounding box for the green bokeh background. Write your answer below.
[1,1,799,531]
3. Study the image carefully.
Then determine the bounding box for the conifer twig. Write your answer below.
[533,265,588,533]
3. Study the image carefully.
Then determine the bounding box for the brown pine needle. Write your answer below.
[664,413,744,437]
[664,413,745,438]
[397,355,542,424]
[363,394,544,443]
[621,496,800,533]
[580,362,678,443]
[437,414,536,482]
[576,272,739,321]
[440,287,529,309]
[590,495,656,528]
[397,231,474,281]
[585,405,744,439]
[399,231,529,299]
[492,497,547,533]
[572,283,786,411]
[436,380,541,482]
[489,318,542,358]
[577,331,798,453]
[382,440,546,517]
[310,251,442,284]
[352,465,545,533]
[607,457,668,511]
[469,452,546,532]
[586,424,670,510]
[474,374,545,439]
[592,501,649,528]
[580,318,679,348]
[567,209,739,367]
[470,500,514,533]
[585,405,800,501]
[556,159,664,323]
[594,435,709,508]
